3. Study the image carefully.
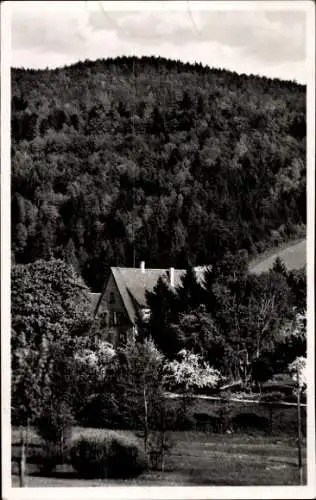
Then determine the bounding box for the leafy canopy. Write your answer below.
[11,258,93,423]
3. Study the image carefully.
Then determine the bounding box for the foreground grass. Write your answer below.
[11,427,306,487]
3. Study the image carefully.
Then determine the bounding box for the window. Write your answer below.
[109,291,115,305]
[116,312,123,325]
[100,311,109,327]
[142,308,151,322]
[109,311,117,326]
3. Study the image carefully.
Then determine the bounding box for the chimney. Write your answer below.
[169,267,175,288]
[140,261,145,273]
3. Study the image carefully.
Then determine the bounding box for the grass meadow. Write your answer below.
[249,238,306,274]
[11,426,307,487]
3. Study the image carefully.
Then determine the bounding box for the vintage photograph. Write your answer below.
[1,0,315,498]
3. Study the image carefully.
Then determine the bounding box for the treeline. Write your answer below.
[11,56,306,290]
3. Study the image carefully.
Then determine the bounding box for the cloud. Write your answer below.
[10,2,307,83]
[87,8,306,63]
[11,1,95,56]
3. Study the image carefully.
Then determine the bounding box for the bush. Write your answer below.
[193,413,222,432]
[231,413,270,433]
[217,402,234,432]
[70,433,147,479]
[284,391,306,404]
[175,412,196,431]
[37,442,65,475]
[36,401,74,451]
[78,394,122,429]
[260,391,284,403]
[35,401,74,474]
[107,435,147,478]
[71,436,109,479]
[149,403,178,432]
[147,431,173,471]
[78,393,143,430]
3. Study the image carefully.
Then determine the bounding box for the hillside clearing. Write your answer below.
[249,239,306,274]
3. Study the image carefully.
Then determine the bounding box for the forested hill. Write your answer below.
[11,56,306,291]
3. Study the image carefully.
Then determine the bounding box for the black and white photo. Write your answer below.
[1,1,315,498]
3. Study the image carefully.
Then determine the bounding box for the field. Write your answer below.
[249,238,306,274]
[11,427,306,487]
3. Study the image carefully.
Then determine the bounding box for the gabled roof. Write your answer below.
[111,267,185,324]
[96,266,211,324]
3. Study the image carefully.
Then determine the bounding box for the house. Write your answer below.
[91,262,209,346]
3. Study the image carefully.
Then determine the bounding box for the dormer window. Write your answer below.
[141,308,151,322]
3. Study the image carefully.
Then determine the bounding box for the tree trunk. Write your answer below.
[269,406,273,434]
[160,428,165,472]
[297,368,303,485]
[143,385,148,454]
[26,417,30,458]
[19,427,26,487]
[256,338,260,359]
[60,428,64,465]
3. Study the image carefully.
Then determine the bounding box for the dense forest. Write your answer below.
[11,56,306,291]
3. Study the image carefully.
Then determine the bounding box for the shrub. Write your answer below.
[71,436,109,479]
[107,435,147,478]
[260,391,284,403]
[231,412,270,433]
[284,391,306,404]
[37,443,64,475]
[78,393,122,429]
[147,430,173,471]
[149,403,178,432]
[70,433,147,479]
[36,401,74,452]
[175,412,196,431]
[35,401,74,473]
[193,413,222,432]
[217,402,235,433]
[78,393,143,430]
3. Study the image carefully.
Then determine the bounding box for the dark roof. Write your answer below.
[115,268,185,306]
[111,267,185,324]
[97,266,211,324]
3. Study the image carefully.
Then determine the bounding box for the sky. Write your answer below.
[8,1,310,83]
